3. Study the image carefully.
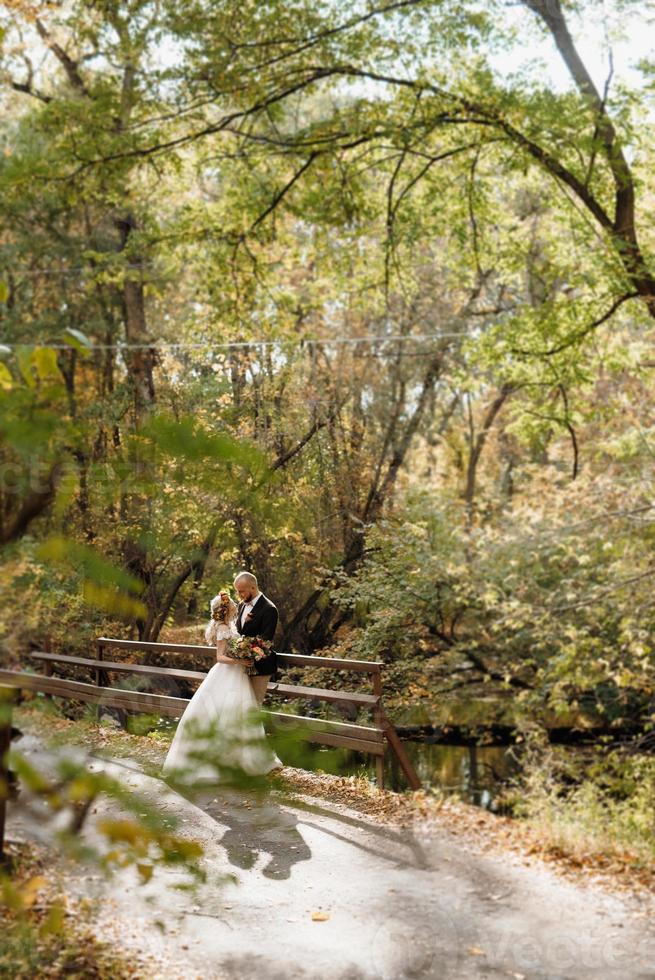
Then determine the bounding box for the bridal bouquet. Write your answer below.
[227,635,273,676]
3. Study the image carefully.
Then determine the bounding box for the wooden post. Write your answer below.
[94,639,104,723]
[372,671,385,790]
[43,659,53,700]
[95,639,104,688]
[370,666,421,792]
[379,707,422,791]
[0,687,17,862]
[390,741,400,790]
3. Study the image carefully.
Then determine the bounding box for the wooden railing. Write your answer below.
[0,637,421,790]
[0,688,18,860]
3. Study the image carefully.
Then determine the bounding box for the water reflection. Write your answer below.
[292,740,522,811]
[395,740,521,809]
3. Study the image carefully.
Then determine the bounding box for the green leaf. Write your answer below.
[33,346,61,380]
[62,328,93,356]
[36,535,146,595]
[0,362,13,390]
[81,582,148,620]
[142,414,267,473]
[0,281,8,304]
[15,345,35,387]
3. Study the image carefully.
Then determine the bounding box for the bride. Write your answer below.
[162,589,283,785]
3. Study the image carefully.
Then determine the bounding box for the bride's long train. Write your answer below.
[162,661,283,785]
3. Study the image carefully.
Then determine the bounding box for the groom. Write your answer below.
[233,571,278,707]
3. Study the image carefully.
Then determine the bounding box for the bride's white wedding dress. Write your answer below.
[162,622,282,785]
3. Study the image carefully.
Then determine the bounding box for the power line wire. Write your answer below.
[7,265,159,275]
[0,331,466,352]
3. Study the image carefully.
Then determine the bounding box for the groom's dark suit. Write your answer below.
[236,593,278,681]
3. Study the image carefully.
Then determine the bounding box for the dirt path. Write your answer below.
[7,733,655,980]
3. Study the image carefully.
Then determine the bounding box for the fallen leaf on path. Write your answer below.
[311,911,330,921]
[467,946,486,956]
[19,875,48,909]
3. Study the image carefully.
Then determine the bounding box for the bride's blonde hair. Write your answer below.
[204,589,238,645]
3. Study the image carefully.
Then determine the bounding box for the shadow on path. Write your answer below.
[189,786,312,880]
[170,778,432,881]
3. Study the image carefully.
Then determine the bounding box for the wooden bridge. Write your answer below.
[0,637,421,841]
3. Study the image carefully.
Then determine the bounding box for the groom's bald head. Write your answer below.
[234,571,258,601]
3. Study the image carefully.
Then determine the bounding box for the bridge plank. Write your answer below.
[269,682,379,707]
[96,637,383,672]
[266,725,384,755]
[265,710,384,743]
[97,637,214,656]
[0,672,385,750]
[31,652,206,682]
[30,656,376,705]
[276,653,383,673]
[0,670,189,714]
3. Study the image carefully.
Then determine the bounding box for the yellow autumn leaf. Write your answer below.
[32,346,60,380]
[81,582,147,619]
[19,875,48,909]
[97,818,140,845]
[311,911,330,921]
[0,362,13,389]
[41,899,66,935]
[137,863,154,883]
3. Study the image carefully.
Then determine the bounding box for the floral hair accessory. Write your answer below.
[211,590,232,624]
[205,590,238,646]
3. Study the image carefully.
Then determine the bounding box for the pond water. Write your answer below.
[292,697,529,808]
[264,693,593,808]
[286,739,523,810]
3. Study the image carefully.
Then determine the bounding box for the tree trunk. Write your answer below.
[142,525,220,643]
[282,352,448,650]
[114,212,157,420]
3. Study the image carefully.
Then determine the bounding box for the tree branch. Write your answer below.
[270,404,340,471]
[521,1,655,315]
[464,383,514,519]
[251,151,320,232]
[522,1,632,231]
[8,77,52,103]
[509,291,640,357]
[0,463,62,545]
[35,18,88,94]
